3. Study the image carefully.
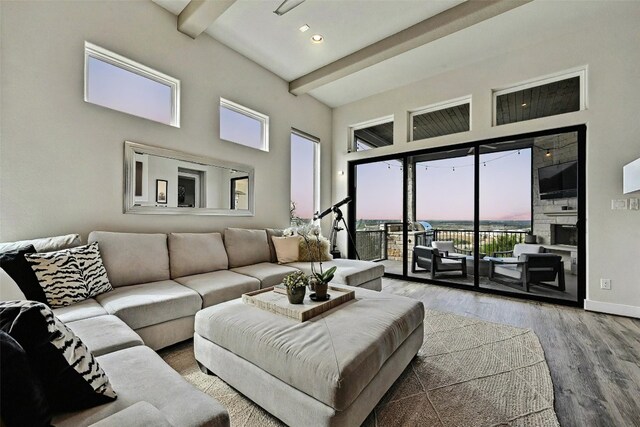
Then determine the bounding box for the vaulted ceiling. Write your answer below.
[151,0,612,108]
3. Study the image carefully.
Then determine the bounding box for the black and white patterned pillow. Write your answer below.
[0,300,117,411]
[70,242,112,298]
[24,251,87,308]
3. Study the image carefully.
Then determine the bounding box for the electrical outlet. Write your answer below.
[600,279,611,290]
[630,198,639,210]
[611,199,628,210]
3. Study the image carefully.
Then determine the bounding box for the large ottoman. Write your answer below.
[194,286,424,427]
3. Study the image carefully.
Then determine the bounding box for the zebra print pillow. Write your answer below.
[0,300,117,411]
[24,251,87,308]
[70,242,112,298]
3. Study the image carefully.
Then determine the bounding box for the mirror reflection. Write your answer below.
[125,141,253,215]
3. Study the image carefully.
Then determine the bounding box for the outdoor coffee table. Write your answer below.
[194,285,424,427]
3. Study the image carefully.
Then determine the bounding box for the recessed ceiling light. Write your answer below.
[311,34,324,43]
[299,24,310,32]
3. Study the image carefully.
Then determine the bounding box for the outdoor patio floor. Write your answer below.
[379,259,579,302]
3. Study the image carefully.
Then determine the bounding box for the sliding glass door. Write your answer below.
[408,148,475,287]
[348,126,585,306]
[353,159,404,275]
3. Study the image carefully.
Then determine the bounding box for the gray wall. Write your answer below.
[332,2,640,317]
[0,1,332,241]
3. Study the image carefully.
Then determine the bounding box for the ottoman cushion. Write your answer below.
[195,286,424,411]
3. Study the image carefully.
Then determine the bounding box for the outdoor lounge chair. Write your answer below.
[432,240,471,256]
[412,246,467,279]
[488,253,565,292]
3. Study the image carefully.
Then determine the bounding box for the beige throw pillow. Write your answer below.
[271,236,301,264]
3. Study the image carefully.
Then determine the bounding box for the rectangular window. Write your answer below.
[220,98,269,151]
[409,97,471,141]
[350,116,394,152]
[84,42,180,127]
[290,129,320,225]
[493,69,585,126]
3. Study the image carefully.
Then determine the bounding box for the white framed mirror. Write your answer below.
[124,141,254,216]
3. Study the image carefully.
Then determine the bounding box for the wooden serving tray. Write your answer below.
[242,286,355,322]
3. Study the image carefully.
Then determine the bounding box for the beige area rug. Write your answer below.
[160,309,559,427]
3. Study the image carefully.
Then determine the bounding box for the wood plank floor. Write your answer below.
[382,278,640,427]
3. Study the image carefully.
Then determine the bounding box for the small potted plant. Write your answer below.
[310,266,337,300]
[282,271,308,304]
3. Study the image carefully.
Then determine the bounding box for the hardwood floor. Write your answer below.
[382,278,640,427]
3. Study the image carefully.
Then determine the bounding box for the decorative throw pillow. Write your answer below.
[271,236,301,264]
[298,235,333,262]
[70,242,113,298]
[0,245,49,304]
[0,330,52,427]
[0,300,117,411]
[24,250,88,308]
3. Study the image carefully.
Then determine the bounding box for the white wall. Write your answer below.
[0,1,332,241]
[332,3,640,316]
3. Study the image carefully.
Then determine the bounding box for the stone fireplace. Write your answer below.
[551,224,578,246]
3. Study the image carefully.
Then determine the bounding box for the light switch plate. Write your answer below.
[611,199,628,210]
[630,198,639,210]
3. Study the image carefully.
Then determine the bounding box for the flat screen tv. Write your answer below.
[538,161,577,199]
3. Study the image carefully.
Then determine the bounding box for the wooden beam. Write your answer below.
[178,0,237,39]
[289,0,532,95]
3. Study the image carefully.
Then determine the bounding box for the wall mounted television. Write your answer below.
[538,161,578,199]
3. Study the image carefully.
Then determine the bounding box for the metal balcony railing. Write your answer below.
[355,226,529,261]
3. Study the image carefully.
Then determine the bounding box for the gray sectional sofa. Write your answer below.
[1,228,385,426]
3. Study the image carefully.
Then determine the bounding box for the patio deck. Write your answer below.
[379,259,579,302]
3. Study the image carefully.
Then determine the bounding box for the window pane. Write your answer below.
[353,120,393,151]
[86,56,173,125]
[412,103,470,140]
[290,133,316,224]
[496,76,580,125]
[220,105,264,150]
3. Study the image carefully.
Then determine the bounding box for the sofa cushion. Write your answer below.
[52,346,229,427]
[0,245,47,304]
[231,262,298,288]
[0,301,116,411]
[195,287,424,411]
[287,259,385,287]
[88,232,170,287]
[24,250,88,308]
[66,315,144,357]
[224,228,271,268]
[52,298,108,323]
[175,270,260,308]
[95,280,201,330]
[89,402,172,427]
[168,232,228,279]
[266,228,283,263]
[0,234,82,254]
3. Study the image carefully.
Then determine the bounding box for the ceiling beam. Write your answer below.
[178,0,237,39]
[289,0,532,95]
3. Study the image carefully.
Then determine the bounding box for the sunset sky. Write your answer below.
[356,149,532,221]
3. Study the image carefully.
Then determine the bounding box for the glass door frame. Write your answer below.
[347,124,586,307]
